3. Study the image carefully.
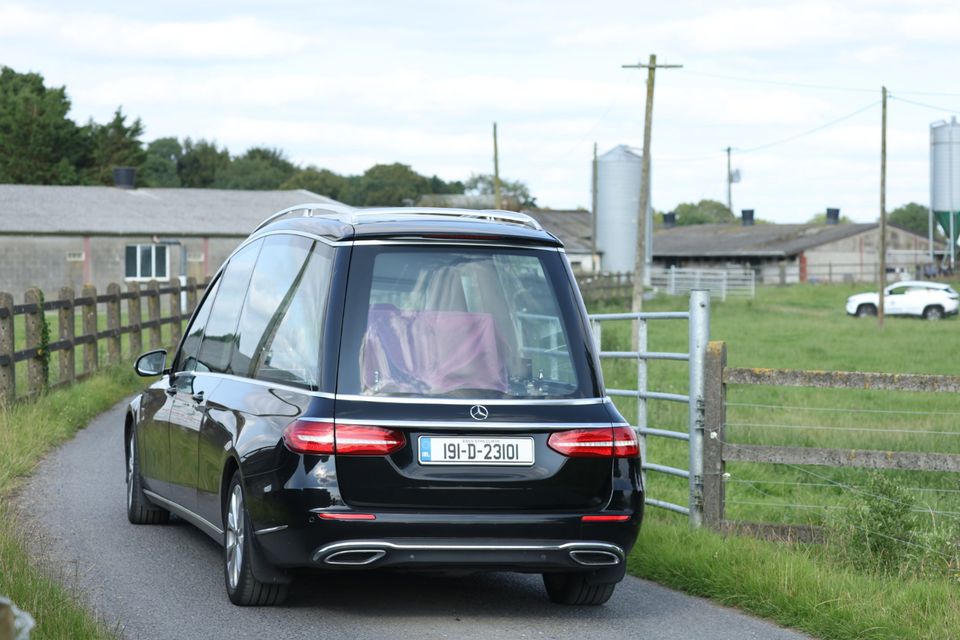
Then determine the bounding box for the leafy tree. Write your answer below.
[281,167,350,200]
[429,174,465,195]
[807,211,852,224]
[344,163,431,206]
[140,137,183,187]
[889,202,938,237]
[464,173,536,208]
[214,146,297,190]
[81,108,146,185]
[178,138,230,188]
[0,66,85,184]
[674,199,735,225]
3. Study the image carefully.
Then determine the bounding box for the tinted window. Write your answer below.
[175,277,221,373]
[339,246,595,399]
[197,240,262,373]
[252,242,333,389]
[230,235,313,378]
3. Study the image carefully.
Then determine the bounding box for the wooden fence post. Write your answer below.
[106,283,121,365]
[82,284,98,374]
[24,288,46,395]
[127,282,142,358]
[702,340,727,531]
[58,286,75,386]
[169,279,182,347]
[147,281,161,350]
[186,277,199,315]
[0,292,15,404]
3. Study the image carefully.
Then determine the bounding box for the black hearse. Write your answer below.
[126,205,643,606]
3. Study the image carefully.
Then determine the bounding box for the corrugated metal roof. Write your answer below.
[652,223,880,257]
[0,185,338,236]
[524,209,594,254]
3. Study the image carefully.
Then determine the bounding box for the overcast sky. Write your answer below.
[2,0,959,222]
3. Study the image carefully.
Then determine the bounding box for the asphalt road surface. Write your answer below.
[19,399,811,640]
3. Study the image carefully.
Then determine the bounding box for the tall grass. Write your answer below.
[0,366,144,640]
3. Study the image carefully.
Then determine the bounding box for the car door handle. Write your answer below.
[191,391,205,403]
[165,386,177,396]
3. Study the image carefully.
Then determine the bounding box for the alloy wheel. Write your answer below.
[126,435,135,511]
[225,485,245,590]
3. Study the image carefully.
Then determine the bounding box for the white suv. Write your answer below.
[846,281,959,320]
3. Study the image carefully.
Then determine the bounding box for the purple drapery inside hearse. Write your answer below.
[360,306,508,396]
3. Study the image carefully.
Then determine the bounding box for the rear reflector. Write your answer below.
[283,420,405,456]
[316,513,377,521]
[547,427,639,458]
[581,514,631,522]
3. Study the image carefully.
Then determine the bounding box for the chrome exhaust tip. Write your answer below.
[569,550,621,566]
[323,549,387,566]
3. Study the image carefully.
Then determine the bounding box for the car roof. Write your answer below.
[252,204,563,248]
[887,280,951,289]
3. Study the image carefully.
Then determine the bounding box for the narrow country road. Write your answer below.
[18,399,811,640]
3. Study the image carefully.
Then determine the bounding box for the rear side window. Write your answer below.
[197,240,262,373]
[338,245,596,399]
[230,234,333,389]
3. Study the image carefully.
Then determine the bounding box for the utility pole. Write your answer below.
[591,142,599,274]
[879,86,887,327]
[725,146,733,214]
[493,122,502,210]
[622,54,682,316]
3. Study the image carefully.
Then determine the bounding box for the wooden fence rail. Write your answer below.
[0,279,207,404]
[702,340,960,539]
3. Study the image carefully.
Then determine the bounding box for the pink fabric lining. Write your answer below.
[360,307,507,396]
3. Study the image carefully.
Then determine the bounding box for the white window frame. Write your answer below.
[125,244,171,282]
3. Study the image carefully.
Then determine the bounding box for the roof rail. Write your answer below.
[254,204,543,233]
[252,202,356,232]
[345,207,543,231]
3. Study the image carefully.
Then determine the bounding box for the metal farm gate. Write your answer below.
[588,291,710,526]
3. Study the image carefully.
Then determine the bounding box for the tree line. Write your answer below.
[0,66,536,208]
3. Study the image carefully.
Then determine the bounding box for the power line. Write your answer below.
[889,95,960,115]
[735,100,881,154]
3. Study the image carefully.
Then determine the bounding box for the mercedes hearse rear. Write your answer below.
[126,206,642,607]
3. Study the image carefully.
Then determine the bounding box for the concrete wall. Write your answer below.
[0,234,243,299]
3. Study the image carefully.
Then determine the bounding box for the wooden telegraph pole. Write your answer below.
[879,86,887,327]
[623,54,682,315]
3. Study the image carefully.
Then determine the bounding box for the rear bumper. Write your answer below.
[253,510,641,575]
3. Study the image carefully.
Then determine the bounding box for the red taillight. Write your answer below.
[283,420,405,456]
[334,424,406,455]
[581,514,631,522]
[283,419,335,454]
[548,427,639,459]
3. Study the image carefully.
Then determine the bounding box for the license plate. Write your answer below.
[418,436,535,466]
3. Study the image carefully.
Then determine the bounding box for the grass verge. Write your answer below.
[0,365,144,640]
[630,512,960,640]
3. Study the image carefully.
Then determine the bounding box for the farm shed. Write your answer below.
[651,220,941,284]
[0,184,337,295]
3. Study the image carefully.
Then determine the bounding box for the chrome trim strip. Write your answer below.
[190,371,336,398]
[356,419,612,431]
[334,394,611,406]
[349,239,558,250]
[312,540,624,563]
[143,490,224,539]
[254,524,289,535]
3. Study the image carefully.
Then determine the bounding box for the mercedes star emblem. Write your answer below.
[469,405,489,421]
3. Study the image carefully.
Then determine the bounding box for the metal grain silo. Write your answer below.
[596,145,649,274]
[931,117,960,265]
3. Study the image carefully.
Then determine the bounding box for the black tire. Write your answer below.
[923,305,944,321]
[223,472,288,606]
[542,572,617,605]
[856,304,877,318]
[126,428,169,525]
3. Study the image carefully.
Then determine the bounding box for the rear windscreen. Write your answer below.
[337,245,598,399]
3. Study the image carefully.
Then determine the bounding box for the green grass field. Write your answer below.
[595,282,960,639]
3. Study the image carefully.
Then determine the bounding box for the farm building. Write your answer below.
[651,216,942,284]
[0,184,337,296]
